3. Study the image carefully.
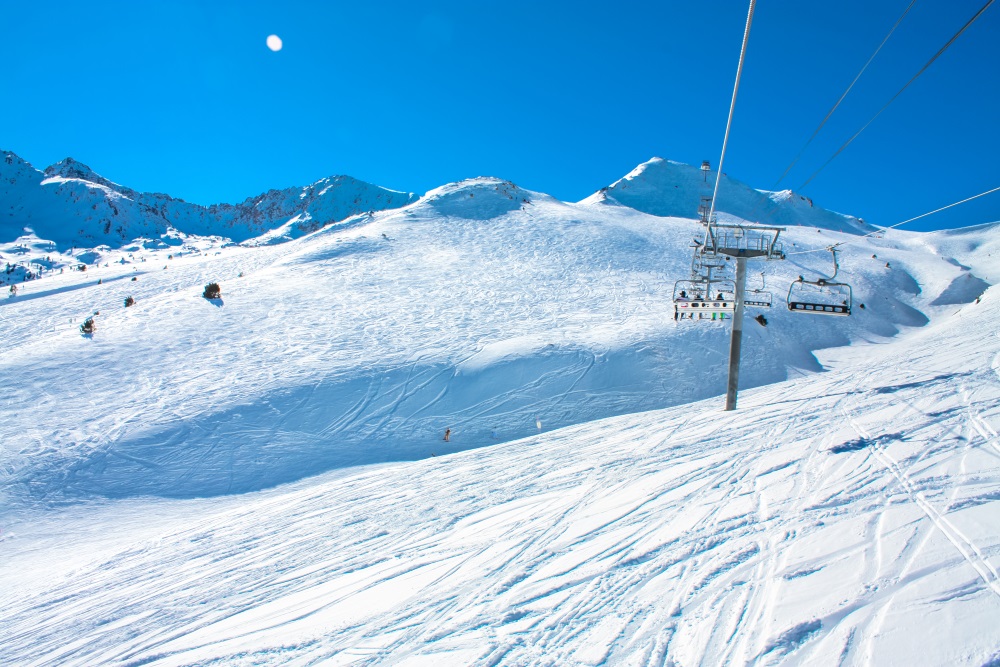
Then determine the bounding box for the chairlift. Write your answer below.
[691,250,729,274]
[706,224,785,260]
[673,278,737,321]
[787,247,852,316]
[744,271,772,308]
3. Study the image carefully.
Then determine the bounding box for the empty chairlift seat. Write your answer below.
[786,279,852,316]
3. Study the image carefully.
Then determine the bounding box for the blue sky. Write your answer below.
[1,0,997,231]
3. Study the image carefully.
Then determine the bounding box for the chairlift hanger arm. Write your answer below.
[828,245,841,281]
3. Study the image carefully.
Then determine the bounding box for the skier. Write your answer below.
[443,428,451,442]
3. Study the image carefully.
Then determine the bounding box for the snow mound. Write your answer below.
[419,177,534,220]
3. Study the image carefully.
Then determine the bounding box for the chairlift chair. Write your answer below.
[744,290,773,308]
[744,272,772,308]
[673,278,737,320]
[787,247,853,316]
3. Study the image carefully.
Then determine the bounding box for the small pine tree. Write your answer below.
[80,317,96,335]
[124,296,135,308]
[203,282,221,299]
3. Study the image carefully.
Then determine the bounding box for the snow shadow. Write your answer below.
[871,372,970,395]
[829,432,904,454]
[17,341,747,501]
[278,236,384,267]
[756,619,822,660]
[930,273,990,306]
[0,273,141,307]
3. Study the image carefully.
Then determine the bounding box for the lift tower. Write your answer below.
[697,214,785,410]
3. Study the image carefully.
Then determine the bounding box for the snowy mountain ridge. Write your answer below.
[1,150,419,247]
[3,151,889,256]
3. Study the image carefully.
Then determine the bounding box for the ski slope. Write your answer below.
[2,176,983,502]
[1,162,998,665]
[2,267,999,666]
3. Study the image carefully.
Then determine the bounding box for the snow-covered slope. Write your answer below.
[3,177,988,503]
[582,157,875,234]
[0,162,997,665]
[1,245,998,666]
[0,151,418,247]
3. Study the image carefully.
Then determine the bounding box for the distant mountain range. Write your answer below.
[0,151,418,248]
[1,151,874,249]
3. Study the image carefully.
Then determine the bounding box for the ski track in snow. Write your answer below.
[1,189,999,666]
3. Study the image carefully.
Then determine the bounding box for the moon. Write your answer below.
[266,34,282,52]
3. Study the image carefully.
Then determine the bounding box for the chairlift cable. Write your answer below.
[797,0,995,191]
[773,0,917,189]
[888,185,1000,229]
[785,184,1000,257]
[727,0,917,230]
[714,0,989,236]
[705,0,757,246]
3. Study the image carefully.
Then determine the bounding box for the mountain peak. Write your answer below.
[45,157,98,179]
[43,157,131,194]
[585,158,871,234]
[2,149,29,167]
[1,149,44,180]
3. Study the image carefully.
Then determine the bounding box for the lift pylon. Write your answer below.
[697,216,785,411]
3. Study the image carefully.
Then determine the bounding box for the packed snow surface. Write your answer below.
[1,160,998,665]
